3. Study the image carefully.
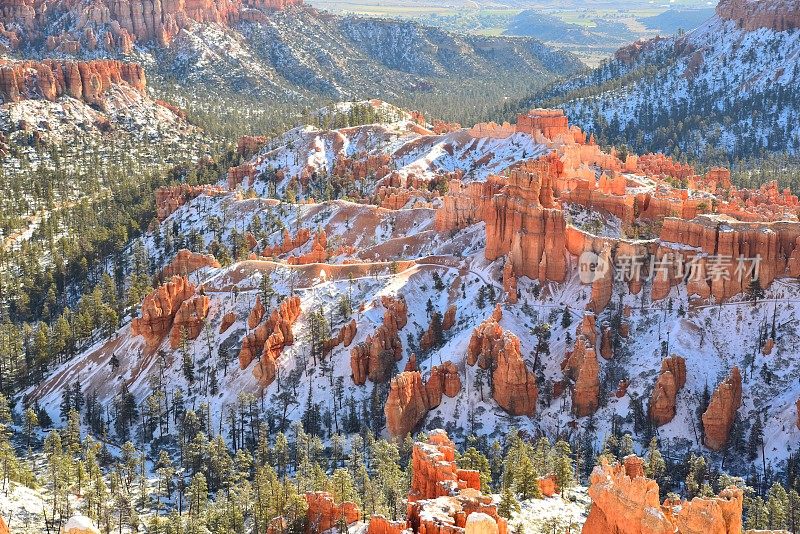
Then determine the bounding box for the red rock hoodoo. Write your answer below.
[702,367,743,451]
[169,294,210,349]
[131,276,196,347]
[351,296,407,385]
[583,456,743,534]
[238,296,301,387]
[305,491,360,533]
[385,362,461,437]
[649,355,687,426]
[162,249,220,278]
[465,306,537,416]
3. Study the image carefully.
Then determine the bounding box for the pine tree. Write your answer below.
[498,485,520,519]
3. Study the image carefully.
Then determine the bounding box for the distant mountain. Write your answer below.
[529,0,800,161]
[505,10,637,47]
[639,8,716,34]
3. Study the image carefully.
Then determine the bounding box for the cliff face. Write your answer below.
[0,59,146,106]
[583,456,743,534]
[702,367,743,451]
[305,491,360,533]
[716,0,800,31]
[436,154,568,284]
[0,0,303,52]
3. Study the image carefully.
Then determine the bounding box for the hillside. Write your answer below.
[21,102,800,468]
[0,0,583,138]
[529,0,800,161]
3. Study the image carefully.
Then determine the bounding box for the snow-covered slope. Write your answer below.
[22,110,800,479]
[533,5,800,159]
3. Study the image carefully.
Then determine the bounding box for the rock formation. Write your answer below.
[219,311,236,333]
[702,367,743,451]
[583,456,743,534]
[442,305,456,331]
[247,296,266,330]
[0,59,146,107]
[155,184,225,221]
[386,371,430,438]
[465,306,537,416]
[409,430,482,500]
[238,296,301,387]
[323,319,357,353]
[169,294,210,349]
[131,276,196,347]
[162,249,220,278]
[351,296,407,385]
[436,153,568,284]
[649,355,687,426]
[401,431,507,534]
[502,255,518,304]
[562,336,600,417]
[0,0,303,52]
[716,0,800,31]
[305,491,360,533]
[385,362,461,437]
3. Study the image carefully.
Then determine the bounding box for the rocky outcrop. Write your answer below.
[716,0,800,31]
[436,153,568,284]
[368,515,407,534]
[162,249,220,278]
[238,296,301,386]
[131,276,196,347]
[262,229,312,257]
[0,59,146,106]
[247,296,266,330]
[649,356,687,426]
[219,311,236,333]
[305,491,360,533]
[323,319,358,353]
[465,306,537,416]
[442,305,456,331]
[502,255,518,304]
[155,184,225,221]
[386,362,461,437]
[425,361,462,409]
[583,456,743,534]
[410,430,482,500]
[351,296,407,385]
[287,230,328,265]
[0,0,303,52]
[562,336,600,417]
[407,432,507,534]
[169,294,210,349]
[702,367,743,451]
[386,371,430,438]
